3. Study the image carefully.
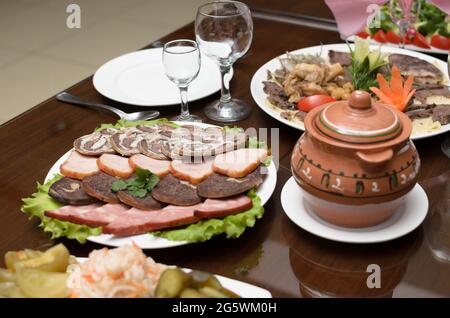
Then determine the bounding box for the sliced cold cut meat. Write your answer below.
[213,148,269,178]
[169,159,214,184]
[117,190,163,210]
[389,54,443,85]
[110,127,145,156]
[44,204,103,223]
[151,174,201,206]
[197,168,263,198]
[98,153,134,178]
[48,177,99,205]
[103,204,202,236]
[194,195,253,218]
[45,203,128,228]
[128,154,170,177]
[60,150,100,180]
[138,137,169,160]
[161,126,248,159]
[73,128,117,156]
[82,172,121,203]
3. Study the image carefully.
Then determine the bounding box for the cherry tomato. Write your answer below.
[430,34,450,50]
[297,95,336,112]
[412,33,431,49]
[372,30,386,43]
[356,31,369,39]
[385,31,401,44]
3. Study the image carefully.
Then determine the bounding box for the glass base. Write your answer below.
[170,114,203,122]
[441,138,450,158]
[204,98,252,123]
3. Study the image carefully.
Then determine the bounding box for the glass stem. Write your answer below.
[178,85,190,120]
[219,65,232,104]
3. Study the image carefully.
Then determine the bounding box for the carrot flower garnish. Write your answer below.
[370,65,415,112]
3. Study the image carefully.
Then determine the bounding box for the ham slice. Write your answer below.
[45,204,102,222]
[213,148,269,178]
[194,195,252,218]
[128,154,170,177]
[102,204,202,236]
[45,203,129,228]
[169,159,214,184]
[97,154,134,178]
[60,150,100,180]
[45,196,253,237]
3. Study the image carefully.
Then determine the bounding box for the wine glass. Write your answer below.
[162,39,202,122]
[195,1,253,122]
[387,0,421,49]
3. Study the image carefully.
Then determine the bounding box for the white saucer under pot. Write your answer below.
[281,177,429,244]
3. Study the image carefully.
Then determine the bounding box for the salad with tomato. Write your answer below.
[356,0,450,51]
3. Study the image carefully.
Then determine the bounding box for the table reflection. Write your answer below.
[283,217,422,297]
[422,171,450,264]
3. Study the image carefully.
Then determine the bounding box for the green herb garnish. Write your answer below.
[111,168,159,198]
[347,38,388,91]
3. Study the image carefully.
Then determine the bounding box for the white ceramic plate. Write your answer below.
[281,177,428,244]
[93,48,224,106]
[76,257,272,298]
[45,122,277,249]
[346,35,449,55]
[250,43,450,140]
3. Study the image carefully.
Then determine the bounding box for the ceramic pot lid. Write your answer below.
[315,90,401,143]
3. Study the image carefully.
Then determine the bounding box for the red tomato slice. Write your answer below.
[372,30,386,43]
[297,95,336,112]
[386,31,401,44]
[356,31,369,39]
[413,33,431,49]
[430,34,450,50]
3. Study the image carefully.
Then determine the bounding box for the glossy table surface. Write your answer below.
[0,10,449,298]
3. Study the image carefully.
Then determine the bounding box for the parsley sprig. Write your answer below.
[111,167,159,198]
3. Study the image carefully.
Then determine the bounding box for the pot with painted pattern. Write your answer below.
[291,90,420,228]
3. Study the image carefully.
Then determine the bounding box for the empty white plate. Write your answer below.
[93,48,223,106]
[281,177,428,244]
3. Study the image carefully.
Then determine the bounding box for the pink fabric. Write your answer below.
[325,0,450,37]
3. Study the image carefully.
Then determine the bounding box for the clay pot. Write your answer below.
[291,90,420,228]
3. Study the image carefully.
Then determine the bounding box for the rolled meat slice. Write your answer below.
[213,148,269,178]
[110,127,145,156]
[197,168,263,198]
[138,137,170,160]
[169,159,214,184]
[98,153,134,178]
[48,177,99,205]
[60,150,100,180]
[128,154,170,177]
[151,174,201,206]
[82,171,121,203]
[194,195,253,218]
[73,128,117,156]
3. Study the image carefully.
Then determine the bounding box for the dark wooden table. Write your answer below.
[1,13,449,298]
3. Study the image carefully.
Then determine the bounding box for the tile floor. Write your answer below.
[0,0,208,124]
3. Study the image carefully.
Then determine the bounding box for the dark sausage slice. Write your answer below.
[151,174,201,206]
[82,172,121,203]
[48,177,99,205]
[197,168,263,198]
[117,191,164,210]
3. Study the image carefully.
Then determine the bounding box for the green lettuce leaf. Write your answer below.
[152,189,264,242]
[95,118,179,132]
[21,174,102,244]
